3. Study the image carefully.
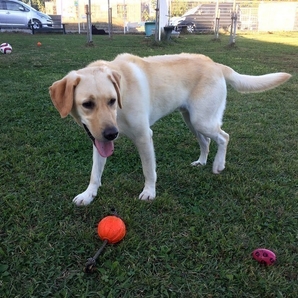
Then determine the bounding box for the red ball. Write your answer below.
[97,216,126,244]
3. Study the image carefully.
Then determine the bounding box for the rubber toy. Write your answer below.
[97,215,126,244]
[252,248,276,266]
[84,213,126,273]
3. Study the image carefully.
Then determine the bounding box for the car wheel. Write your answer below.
[30,19,42,30]
[186,24,195,33]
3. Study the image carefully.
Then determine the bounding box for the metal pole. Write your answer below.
[214,0,220,40]
[88,0,92,43]
[155,0,160,42]
[85,3,92,44]
[75,0,80,34]
[108,7,113,38]
[229,0,236,45]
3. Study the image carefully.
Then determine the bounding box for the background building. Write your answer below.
[43,1,298,32]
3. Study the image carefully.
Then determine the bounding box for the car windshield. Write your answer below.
[182,6,200,17]
[21,2,38,12]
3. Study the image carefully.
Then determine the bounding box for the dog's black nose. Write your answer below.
[103,127,119,141]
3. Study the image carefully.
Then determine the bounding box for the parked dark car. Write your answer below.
[0,0,52,29]
[176,3,241,33]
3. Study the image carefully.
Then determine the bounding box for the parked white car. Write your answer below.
[169,17,183,27]
[0,0,53,29]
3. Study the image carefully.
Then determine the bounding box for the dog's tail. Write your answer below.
[219,63,291,93]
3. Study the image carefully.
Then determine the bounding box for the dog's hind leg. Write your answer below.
[180,109,211,167]
[191,133,211,167]
[185,81,229,174]
[191,123,229,174]
[189,116,229,174]
[73,146,106,206]
[209,128,229,174]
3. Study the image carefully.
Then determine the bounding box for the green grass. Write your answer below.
[0,32,297,297]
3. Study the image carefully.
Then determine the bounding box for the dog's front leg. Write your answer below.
[133,129,157,200]
[73,146,106,206]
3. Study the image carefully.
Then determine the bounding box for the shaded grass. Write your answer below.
[0,32,297,297]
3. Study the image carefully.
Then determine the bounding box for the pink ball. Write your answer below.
[252,248,276,265]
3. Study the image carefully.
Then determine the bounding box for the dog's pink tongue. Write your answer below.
[94,140,114,157]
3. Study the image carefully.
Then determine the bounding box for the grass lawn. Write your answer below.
[0,31,297,297]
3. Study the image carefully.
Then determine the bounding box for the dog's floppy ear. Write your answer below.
[49,72,80,118]
[109,70,122,109]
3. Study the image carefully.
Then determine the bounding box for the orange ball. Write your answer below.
[37,42,42,46]
[97,216,126,244]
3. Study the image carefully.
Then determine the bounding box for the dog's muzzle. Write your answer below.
[83,124,117,158]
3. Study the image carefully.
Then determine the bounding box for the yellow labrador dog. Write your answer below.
[49,53,291,205]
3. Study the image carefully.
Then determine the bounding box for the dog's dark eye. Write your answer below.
[82,101,95,109]
[108,98,116,106]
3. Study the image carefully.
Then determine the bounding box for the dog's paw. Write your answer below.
[73,191,96,206]
[191,160,206,167]
[139,188,156,201]
[190,160,205,167]
[212,163,225,174]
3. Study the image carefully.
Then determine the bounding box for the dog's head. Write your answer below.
[49,66,122,157]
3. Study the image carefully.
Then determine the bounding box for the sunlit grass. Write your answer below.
[240,31,298,46]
